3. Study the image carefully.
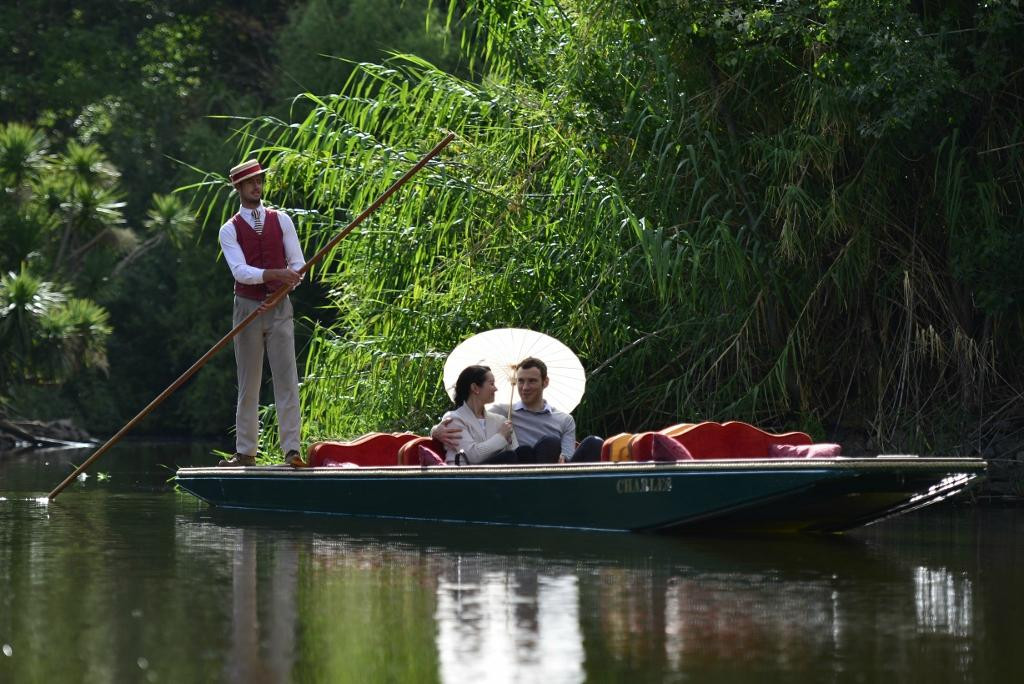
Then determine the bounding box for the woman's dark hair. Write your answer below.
[453,365,491,407]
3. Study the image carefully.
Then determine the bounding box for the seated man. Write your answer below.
[432,356,602,463]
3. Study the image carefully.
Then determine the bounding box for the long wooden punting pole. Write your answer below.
[48,132,457,501]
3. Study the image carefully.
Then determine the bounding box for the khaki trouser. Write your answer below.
[232,295,301,457]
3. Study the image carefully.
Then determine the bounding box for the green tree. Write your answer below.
[274,0,463,100]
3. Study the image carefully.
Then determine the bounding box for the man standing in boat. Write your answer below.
[216,159,305,468]
[432,356,602,463]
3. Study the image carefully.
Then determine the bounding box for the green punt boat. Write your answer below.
[174,456,985,534]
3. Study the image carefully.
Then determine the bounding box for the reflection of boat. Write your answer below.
[175,452,985,533]
[173,488,990,681]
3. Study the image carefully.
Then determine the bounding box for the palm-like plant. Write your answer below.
[0,124,55,271]
[60,140,120,192]
[55,177,130,280]
[38,297,112,383]
[112,193,196,277]
[0,267,66,358]
[0,127,127,401]
[0,201,60,273]
[145,193,196,249]
[0,266,111,393]
[0,123,49,194]
[0,267,64,389]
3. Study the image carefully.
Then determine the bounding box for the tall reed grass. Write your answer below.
[185,0,1024,456]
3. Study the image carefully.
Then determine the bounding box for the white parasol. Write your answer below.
[443,328,586,413]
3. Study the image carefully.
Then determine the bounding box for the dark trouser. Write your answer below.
[511,440,560,464]
[477,444,559,465]
[475,436,604,465]
[568,436,603,462]
[520,436,604,464]
[477,449,520,464]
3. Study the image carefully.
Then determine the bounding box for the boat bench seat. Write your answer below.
[308,432,423,467]
[308,423,825,466]
[396,436,447,465]
[601,421,814,462]
[670,421,813,459]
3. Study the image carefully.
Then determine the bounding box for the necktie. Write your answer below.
[252,207,262,234]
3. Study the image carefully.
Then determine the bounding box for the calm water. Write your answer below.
[1,443,1022,683]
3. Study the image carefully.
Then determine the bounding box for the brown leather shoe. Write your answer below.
[218,453,256,467]
[283,450,306,468]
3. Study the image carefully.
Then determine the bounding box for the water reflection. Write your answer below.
[225,530,299,683]
[169,511,994,683]
[436,571,583,683]
[660,573,843,666]
[914,567,973,637]
[171,518,300,683]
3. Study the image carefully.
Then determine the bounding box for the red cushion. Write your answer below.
[628,432,658,461]
[672,421,812,459]
[418,444,446,466]
[769,443,842,458]
[309,432,420,467]
[601,433,633,462]
[397,436,447,465]
[651,433,694,462]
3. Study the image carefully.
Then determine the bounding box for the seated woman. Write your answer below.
[441,365,520,464]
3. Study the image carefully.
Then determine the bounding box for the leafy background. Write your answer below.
[3,0,1022,464]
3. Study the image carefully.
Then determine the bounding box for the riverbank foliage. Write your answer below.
[3,1,1022,461]
[188,0,1023,457]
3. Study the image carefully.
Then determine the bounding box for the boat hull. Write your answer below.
[175,457,985,533]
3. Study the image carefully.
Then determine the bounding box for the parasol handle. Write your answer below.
[507,362,519,419]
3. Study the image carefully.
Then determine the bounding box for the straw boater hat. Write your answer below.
[229,159,266,186]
